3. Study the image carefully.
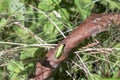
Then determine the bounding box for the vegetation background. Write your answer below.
[0,0,120,80]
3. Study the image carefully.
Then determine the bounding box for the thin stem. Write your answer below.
[29,5,66,38]
[0,41,56,48]
[14,22,46,44]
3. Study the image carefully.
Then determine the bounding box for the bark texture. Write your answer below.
[35,13,120,80]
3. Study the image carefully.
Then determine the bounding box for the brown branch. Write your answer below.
[35,13,120,80]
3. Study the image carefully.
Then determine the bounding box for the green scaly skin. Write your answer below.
[54,44,64,59]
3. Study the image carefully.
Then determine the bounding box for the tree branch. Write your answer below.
[35,13,120,80]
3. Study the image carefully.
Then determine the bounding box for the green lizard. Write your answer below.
[54,44,65,59]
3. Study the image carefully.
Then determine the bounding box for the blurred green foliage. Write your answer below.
[0,0,120,80]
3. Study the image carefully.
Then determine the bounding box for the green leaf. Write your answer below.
[74,0,93,20]
[42,11,65,41]
[9,72,27,80]
[100,78,120,80]
[8,0,25,14]
[20,48,38,60]
[114,43,120,48]
[88,74,100,80]
[100,0,120,10]
[14,27,28,43]
[7,60,24,73]
[38,0,56,11]
[0,18,7,28]
[109,1,120,10]
[9,72,18,80]
[52,0,62,5]
[57,8,69,20]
